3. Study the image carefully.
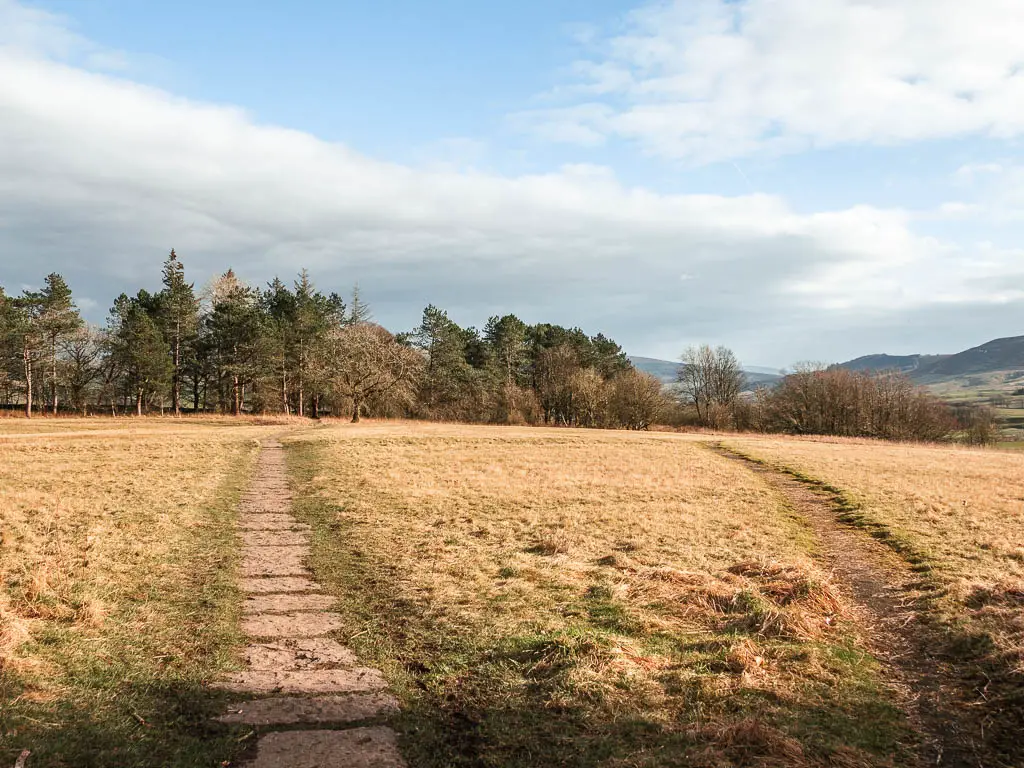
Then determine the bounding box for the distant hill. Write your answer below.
[629,357,683,383]
[629,356,783,390]
[838,353,947,375]
[837,335,1024,381]
[923,336,1024,377]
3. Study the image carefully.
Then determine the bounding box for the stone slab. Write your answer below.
[215,667,387,695]
[240,576,322,594]
[244,727,405,768]
[239,514,309,531]
[244,593,336,614]
[241,546,309,578]
[244,593,337,614]
[243,638,357,670]
[242,530,310,547]
[241,612,343,638]
[242,544,309,560]
[217,693,399,726]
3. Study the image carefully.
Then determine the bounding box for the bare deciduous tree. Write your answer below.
[61,325,104,415]
[327,323,422,422]
[609,369,666,430]
[760,366,956,441]
[677,345,745,427]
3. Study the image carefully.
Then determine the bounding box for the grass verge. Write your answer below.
[1,427,270,767]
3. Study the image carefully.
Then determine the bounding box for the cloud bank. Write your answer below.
[0,0,1021,364]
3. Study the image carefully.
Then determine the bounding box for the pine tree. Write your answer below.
[109,294,172,416]
[9,288,45,417]
[291,271,345,417]
[206,274,264,415]
[412,305,471,414]
[348,283,372,325]
[263,277,296,414]
[589,333,631,378]
[484,314,529,389]
[159,250,199,416]
[36,274,82,415]
[0,286,32,414]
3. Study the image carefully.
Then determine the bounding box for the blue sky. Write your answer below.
[1,0,1022,366]
[35,1,617,158]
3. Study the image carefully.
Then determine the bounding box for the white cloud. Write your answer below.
[0,1,1021,364]
[954,162,1005,181]
[943,162,1024,221]
[519,0,1024,163]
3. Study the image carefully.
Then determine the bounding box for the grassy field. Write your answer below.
[4,419,1022,766]
[285,423,909,767]
[0,420,278,767]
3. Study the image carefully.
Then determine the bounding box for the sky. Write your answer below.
[1,0,1022,368]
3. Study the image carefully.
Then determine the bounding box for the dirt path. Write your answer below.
[709,444,989,768]
[215,438,405,768]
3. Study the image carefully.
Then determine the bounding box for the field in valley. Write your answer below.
[2,419,1023,767]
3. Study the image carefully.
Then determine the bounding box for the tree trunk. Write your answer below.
[313,392,320,419]
[351,394,361,423]
[193,376,200,414]
[233,375,241,416]
[172,330,181,416]
[51,338,58,415]
[23,349,32,418]
[298,377,304,418]
[282,369,289,414]
[136,388,143,416]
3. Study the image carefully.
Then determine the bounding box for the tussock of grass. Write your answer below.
[0,422,275,767]
[286,423,909,767]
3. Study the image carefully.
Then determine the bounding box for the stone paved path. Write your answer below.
[216,439,405,768]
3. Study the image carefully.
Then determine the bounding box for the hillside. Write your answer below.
[630,356,783,389]
[838,353,947,374]
[923,336,1024,377]
[838,335,1024,380]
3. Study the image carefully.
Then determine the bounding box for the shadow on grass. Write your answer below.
[391,641,909,768]
[1,678,250,768]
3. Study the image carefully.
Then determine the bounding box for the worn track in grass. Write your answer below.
[709,443,993,768]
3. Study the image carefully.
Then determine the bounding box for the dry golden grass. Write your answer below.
[287,422,908,767]
[722,434,1024,676]
[721,435,1024,583]
[0,419,278,766]
[0,413,301,438]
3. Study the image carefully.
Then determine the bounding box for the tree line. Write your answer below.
[0,252,995,442]
[0,253,667,427]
